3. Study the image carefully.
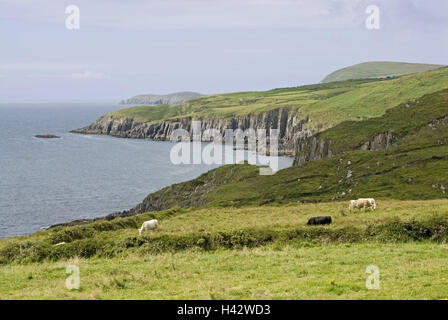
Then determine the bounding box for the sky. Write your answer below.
[0,0,447,101]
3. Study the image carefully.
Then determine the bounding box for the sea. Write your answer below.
[0,102,293,238]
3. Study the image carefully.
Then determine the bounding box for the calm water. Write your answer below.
[0,103,293,238]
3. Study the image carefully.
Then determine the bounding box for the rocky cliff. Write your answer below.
[120,91,203,105]
[72,107,319,156]
[293,131,401,166]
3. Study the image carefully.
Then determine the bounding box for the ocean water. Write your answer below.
[0,103,293,238]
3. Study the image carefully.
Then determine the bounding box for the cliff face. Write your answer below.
[359,132,399,151]
[294,137,333,165]
[293,131,400,166]
[72,108,318,156]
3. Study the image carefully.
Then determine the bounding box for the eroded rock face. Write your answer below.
[71,108,314,156]
[294,137,333,166]
[360,132,398,151]
[293,131,402,166]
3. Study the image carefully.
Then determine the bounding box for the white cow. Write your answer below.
[349,198,376,213]
[138,219,159,235]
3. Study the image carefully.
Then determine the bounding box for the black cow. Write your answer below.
[306,216,332,226]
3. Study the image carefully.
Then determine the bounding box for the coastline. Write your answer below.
[48,134,295,229]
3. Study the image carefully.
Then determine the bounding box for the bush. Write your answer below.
[2,215,448,265]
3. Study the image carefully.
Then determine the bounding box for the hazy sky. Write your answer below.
[0,0,447,101]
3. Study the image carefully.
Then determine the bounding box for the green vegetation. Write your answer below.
[310,88,448,156]
[125,138,448,210]
[2,200,448,264]
[321,61,445,83]
[109,67,448,131]
[110,104,186,123]
[1,200,448,299]
[1,242,448,299]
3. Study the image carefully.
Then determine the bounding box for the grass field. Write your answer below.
[321,61,445,83]
[1,242,448,299]
[1,200,448,299]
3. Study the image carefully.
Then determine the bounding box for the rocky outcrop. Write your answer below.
[294,131,400,166]
[72,107,317,156]
[294,137,333,166]
[360,132,398,151]
[120,92,202,105]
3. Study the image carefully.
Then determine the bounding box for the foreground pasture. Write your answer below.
[1,200,448,299]
[0,242,447,299]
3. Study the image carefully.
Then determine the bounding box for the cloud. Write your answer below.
[0,0,368,30]
[1,0,447,33]
[26,70,110,80]
[0,63,90,71]
[70,70,110,79]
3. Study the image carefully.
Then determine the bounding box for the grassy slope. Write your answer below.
[1,243,448,299]
[1,200,448,299]
[136,88,448,208]
[109,68,448,131]
[110,79,378,122]
[2,199,448,264]
[313,88,448,155]
[321,61,445,83]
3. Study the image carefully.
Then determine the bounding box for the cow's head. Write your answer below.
[349,200,355,210]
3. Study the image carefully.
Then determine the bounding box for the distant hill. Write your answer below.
[321,61,445,83]
[120,91,202,105]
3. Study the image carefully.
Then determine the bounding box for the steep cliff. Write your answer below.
[294,132,399,166]
[72,107,318,156]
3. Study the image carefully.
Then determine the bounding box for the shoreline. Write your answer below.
[14,132,295,235]
[70,130,295,156]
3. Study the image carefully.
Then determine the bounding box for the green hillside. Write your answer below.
[102,88,448,209]
[110,67,448,133]
[295,88,448,162]
[321,61,445,83]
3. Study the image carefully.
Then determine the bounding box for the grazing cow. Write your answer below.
[358,198,377,210]
[349,198,376,213]
[307,216,332,226]
[138,219,159,235]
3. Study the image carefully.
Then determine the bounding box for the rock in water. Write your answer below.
[34,134,60,139]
